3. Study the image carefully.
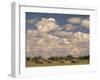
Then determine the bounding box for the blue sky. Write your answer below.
[26,12,89,33]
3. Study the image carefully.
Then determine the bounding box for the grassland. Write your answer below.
[26,56,89,67]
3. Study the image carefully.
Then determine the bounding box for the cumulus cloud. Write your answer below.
[67,17,90,29]
[26,29,89,58]
[67,17,81,24]
[26,18,39,24]
[73,31,89,42]
[63,24,78,31]
[26,17,89,58]
[36,17,58,32]
[81,19,90,29]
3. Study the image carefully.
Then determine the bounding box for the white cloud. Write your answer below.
[67,17,90,29]
[26,29,89,58]
[63,24,78,30]
[36,17,58,32]
[73,31,89,42]
[26,18,39,24]
[67,17,81,24]
[47,17,56,22]
[81,19,90,29]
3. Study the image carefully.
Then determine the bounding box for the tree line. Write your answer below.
[26,55,89,64]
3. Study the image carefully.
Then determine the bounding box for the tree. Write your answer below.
[66,55,73,60]
[26,57,31,61]
[38,56,43,60]
[79,55,89,59]
[48,56,58,61]
[59,56,64,61]
[82,55,89,59]
[32,57,39,62]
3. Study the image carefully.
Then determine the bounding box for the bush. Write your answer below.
[66,55,73,60]
[26,57,31,61]
[79,55,89,59]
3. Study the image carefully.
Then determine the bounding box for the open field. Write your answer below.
[26,58,89,67]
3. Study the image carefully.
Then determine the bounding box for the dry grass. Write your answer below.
[26,59,89,67]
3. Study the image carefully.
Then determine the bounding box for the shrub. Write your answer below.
[26,57,31,61]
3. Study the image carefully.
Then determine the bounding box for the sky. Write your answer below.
[26,12,89,33]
